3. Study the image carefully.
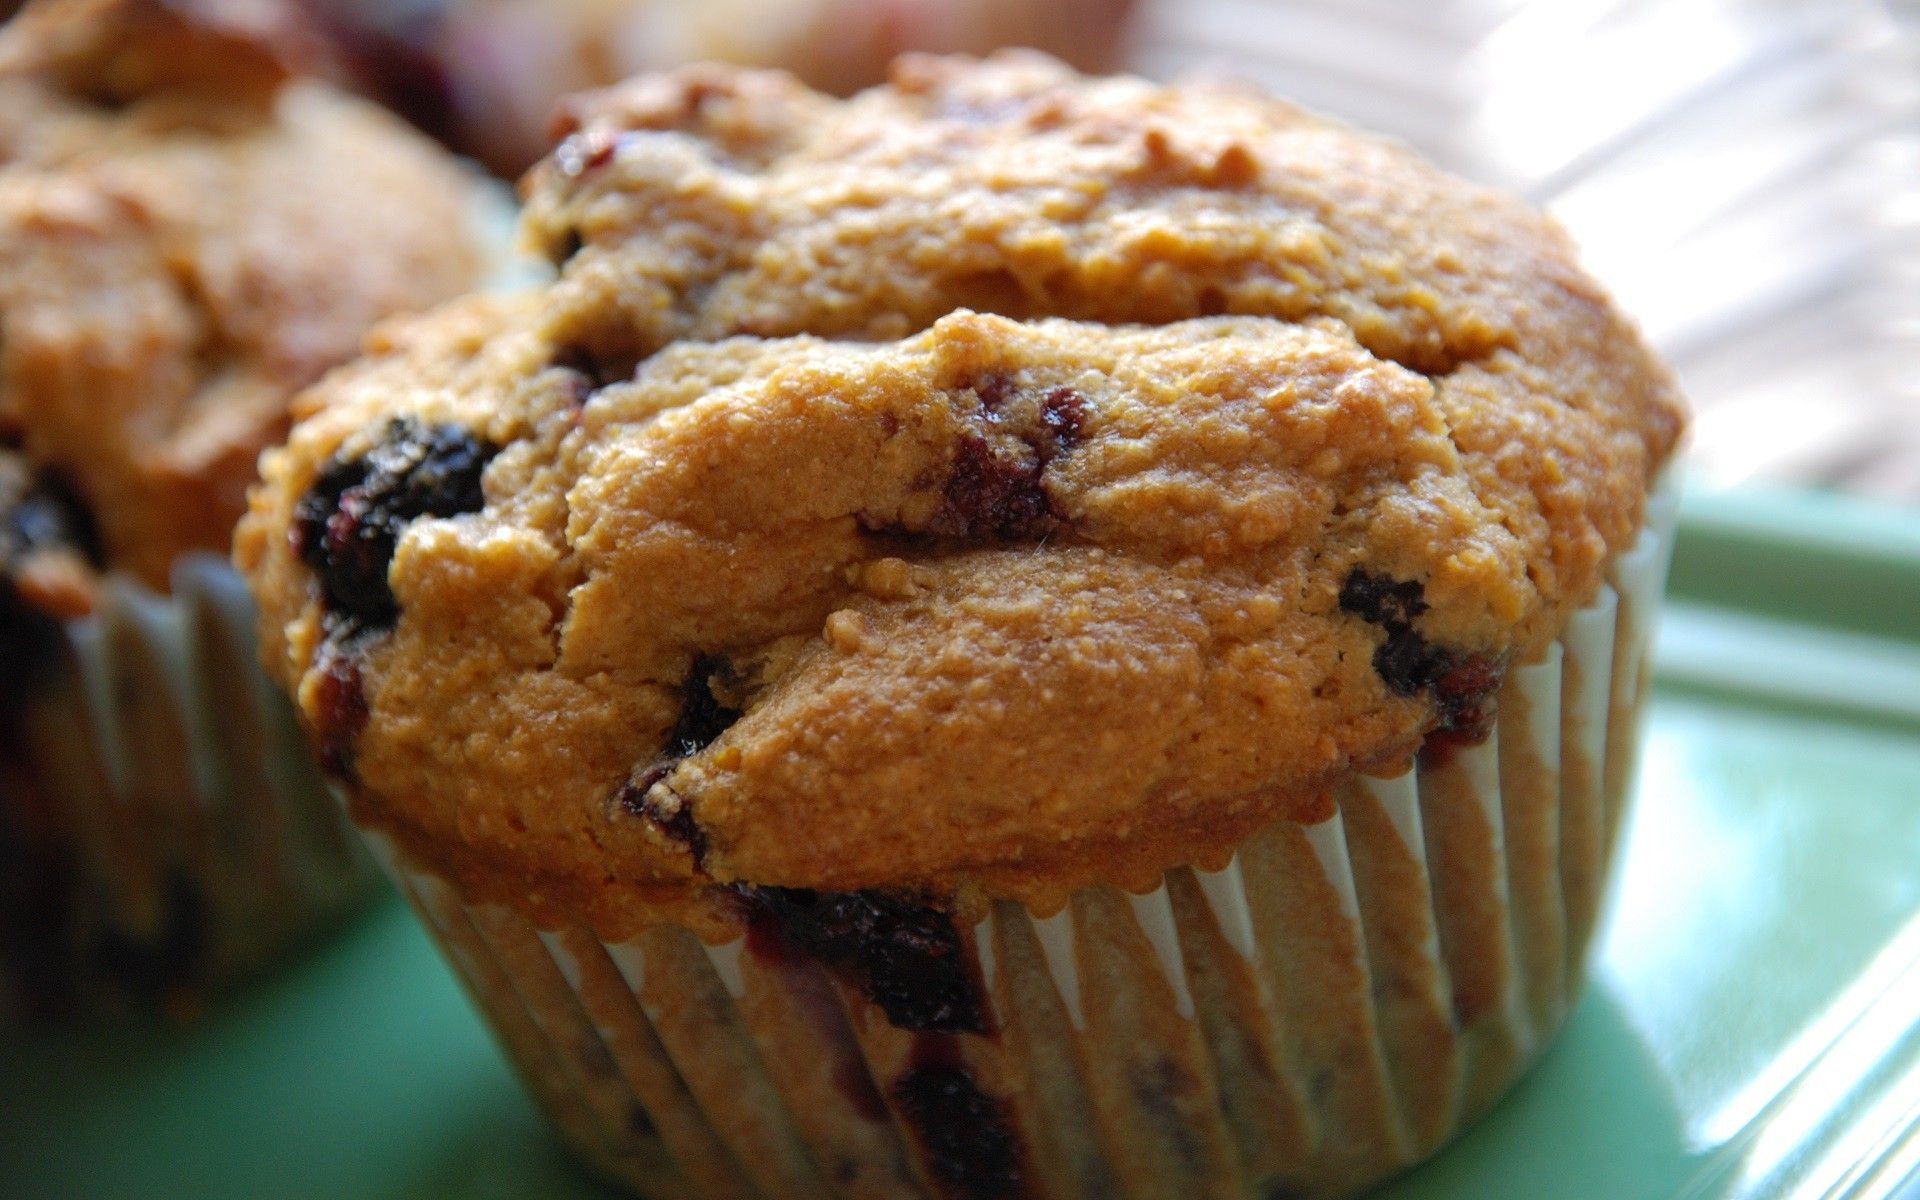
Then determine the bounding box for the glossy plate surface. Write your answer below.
[6,483,1920,1200]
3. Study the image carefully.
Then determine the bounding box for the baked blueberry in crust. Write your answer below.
[309,636,371,778]
[738,886,989,1035]
[894,1035,1027,1200]
[1,469,102,577]
[0,459,102,678]
[1339,568,1505,747]
[924,383,1088,540]
[665,654,741,757]
[616,765,707,865]
[294,418,497,631]
[612,654,742,862]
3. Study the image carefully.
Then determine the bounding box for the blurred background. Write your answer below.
[290,0,1920,504]
[1136,0,1920,503]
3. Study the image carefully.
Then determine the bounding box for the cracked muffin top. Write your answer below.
[0,0,485,612]
[239,53,1684,937]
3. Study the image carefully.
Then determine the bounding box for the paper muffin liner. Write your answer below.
[0,554,376,1018]
[358,482,1679,1200]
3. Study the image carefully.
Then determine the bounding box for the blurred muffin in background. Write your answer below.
[297,0,1139,175]
[0,0,485,598]
[0,0,487,1019]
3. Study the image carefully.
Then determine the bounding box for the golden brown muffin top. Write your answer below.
[0,0,483,603]
[240,55,1683,938]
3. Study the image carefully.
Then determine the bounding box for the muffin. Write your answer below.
[241,54,1685,1198]
[299,0,1141,176]
[0,0,488,1017]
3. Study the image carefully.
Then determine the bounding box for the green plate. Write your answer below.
[7,483,1920,1200]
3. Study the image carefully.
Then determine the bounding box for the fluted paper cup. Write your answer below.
[356,481,1679,1199]
[0,555,376,1018]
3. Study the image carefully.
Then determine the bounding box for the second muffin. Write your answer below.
[0,0,488,1017]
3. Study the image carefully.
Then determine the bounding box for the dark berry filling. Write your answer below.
[1339,569,1446,696]
[1337,569,1428,633]
[894,1048,1026,1200]
[612,655,740,862]
[1369,625,1446,699]
[616,765,707,865]
[974,372,1017,414]
[0,465,102,681]
[1,470,102,573]
[928,434,1051,540]
[310,634,370,778]
[1338,569,1506,748]
[741,917,897,1126]
[1421,653,1504,762]
[738,887,988,1034]
[294,418,497,631]
[922,383,1087,540]
[1035,386,1087,459]
[668,654,740,755]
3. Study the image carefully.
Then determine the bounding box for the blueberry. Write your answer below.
[893,1063,1024,1199]
[1371,624,1450,698]
[1035,386,1086,462]
[1338,568,1506,746]
[668,654,739,756]
[739,887,988,1034]
[1337,569,1427,631]
[927,434,1052,540]
[617,761,707,864]
[310,635,370,778]
[1339,570,1447,697]
[294,418,496,631]
[612,655,742,862]
[1,471,101,572]
[906,383,1088,541]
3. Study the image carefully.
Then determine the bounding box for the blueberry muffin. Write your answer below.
[0,0,487,1017]
[300,0,1140,176]
[242,54,1684,1198]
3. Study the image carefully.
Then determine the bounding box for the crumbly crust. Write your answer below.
[0,0,483,599]
[241,54,1684,937]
